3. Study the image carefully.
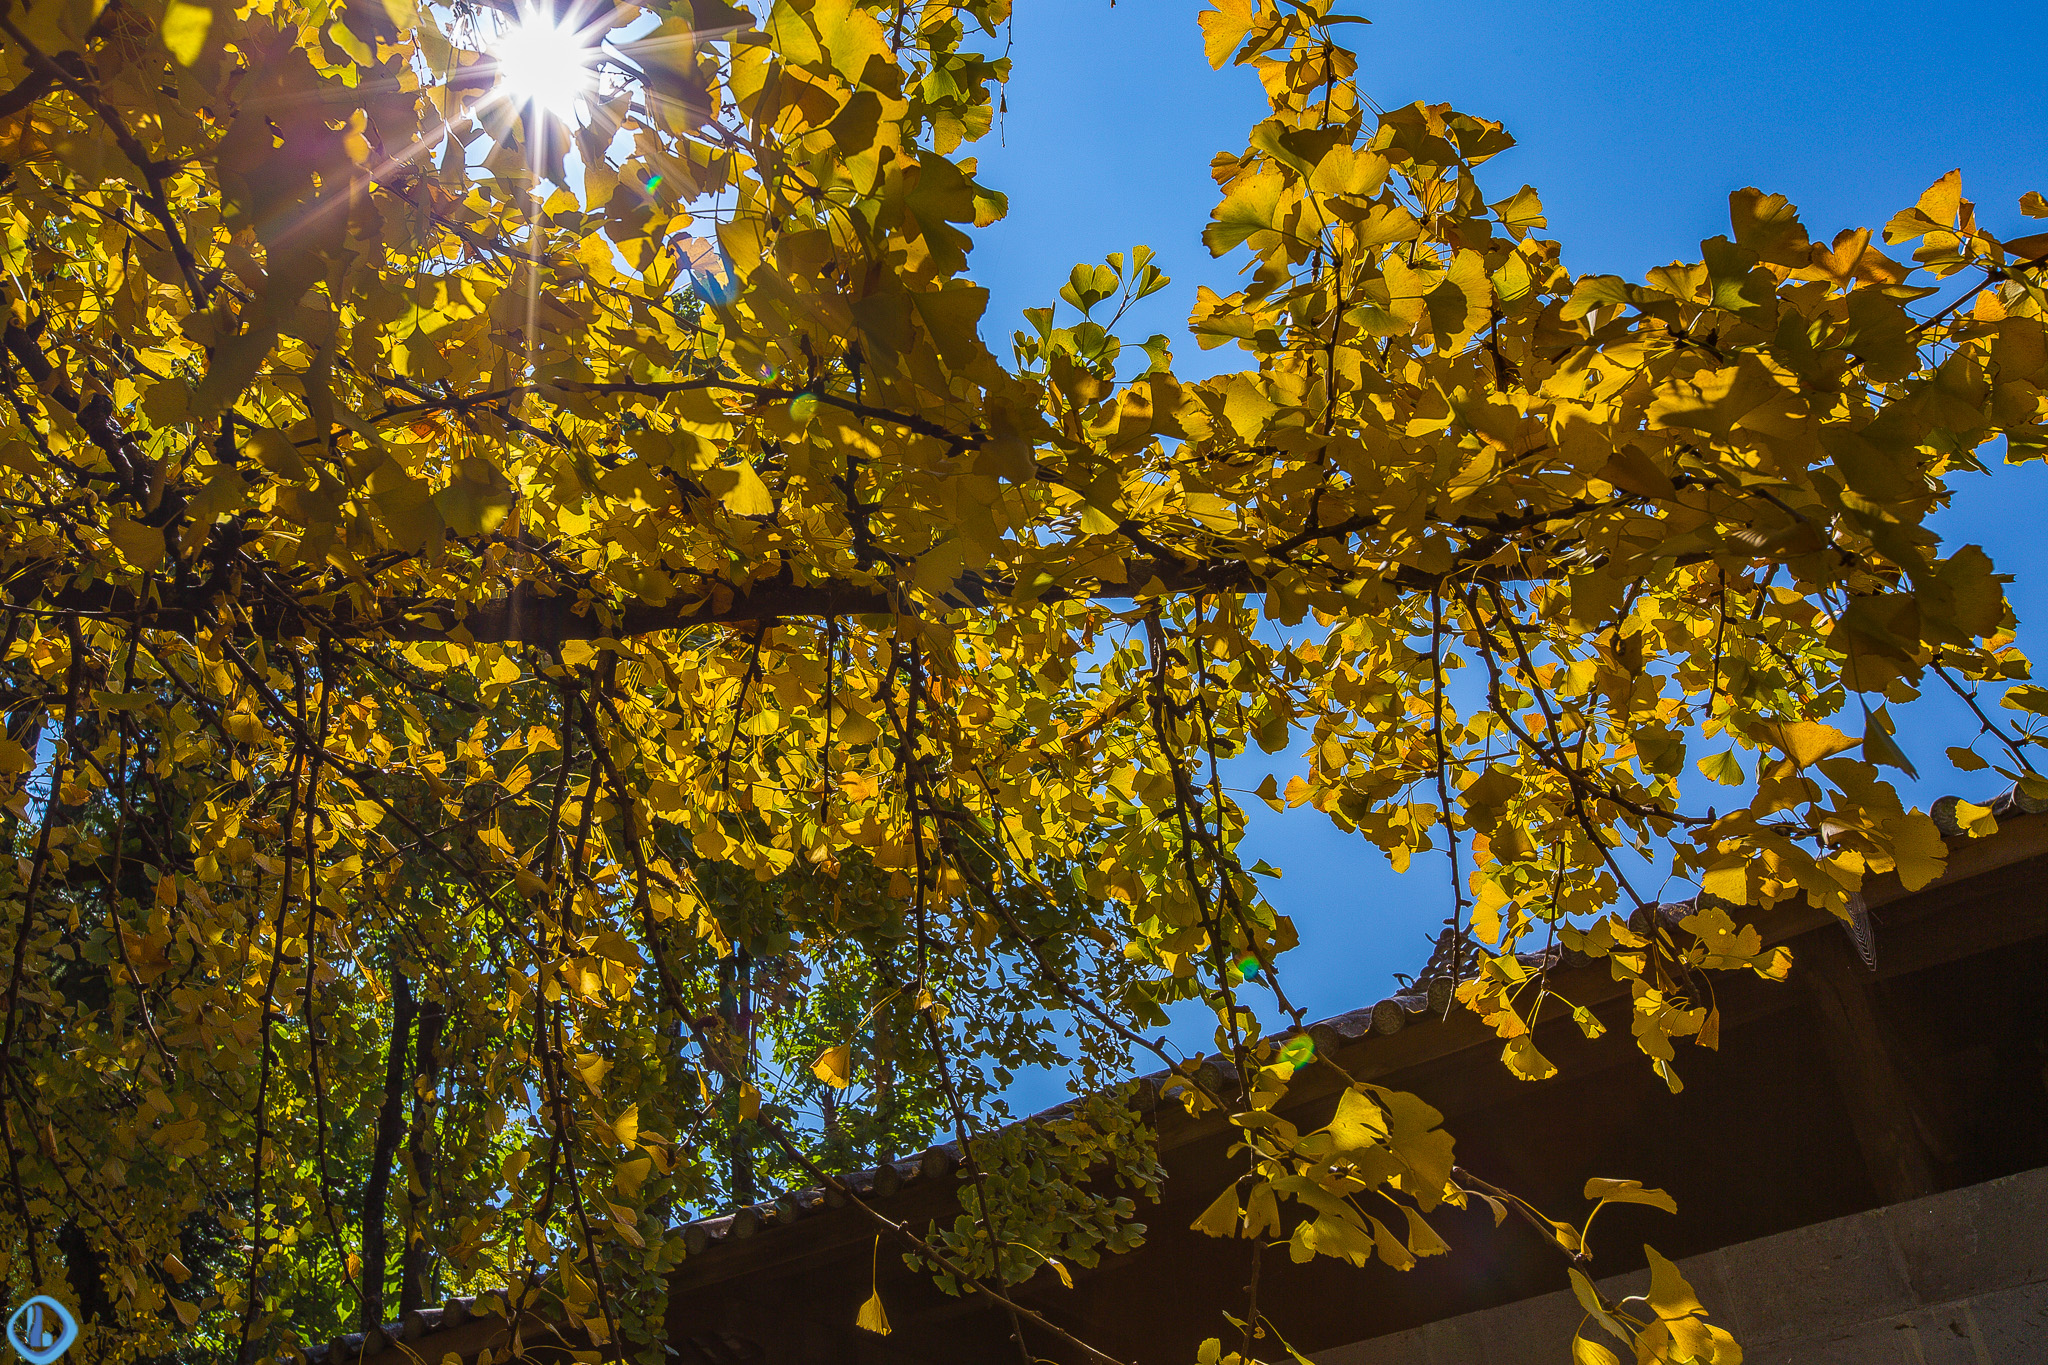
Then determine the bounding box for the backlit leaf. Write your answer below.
[1582,1179,1677,1214]
[811,1044,852,1089]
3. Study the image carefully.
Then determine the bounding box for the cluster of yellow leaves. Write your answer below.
[1191,1078,1455,1277]
[1571,1247,1742,1365]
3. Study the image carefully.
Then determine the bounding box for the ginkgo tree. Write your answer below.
[0,0,2042,1358]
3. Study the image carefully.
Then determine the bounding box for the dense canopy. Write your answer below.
[0,0,2043,1359]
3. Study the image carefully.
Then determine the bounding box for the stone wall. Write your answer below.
[1315,1165,2047,1365]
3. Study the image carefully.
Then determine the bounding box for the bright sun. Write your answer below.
[490,11,599,122]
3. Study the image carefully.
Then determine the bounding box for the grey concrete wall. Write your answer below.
[1315,1165,2048,1365]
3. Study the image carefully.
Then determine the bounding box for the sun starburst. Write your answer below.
[489,7,600,122]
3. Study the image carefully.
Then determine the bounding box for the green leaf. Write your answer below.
[1696,749,1745,785]
[1205,168,1289,258]
[1561,274,1637,322]
[1863,708,1919,779]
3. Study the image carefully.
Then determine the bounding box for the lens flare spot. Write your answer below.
[491,11,598,122]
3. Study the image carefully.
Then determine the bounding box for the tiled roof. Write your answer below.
[300,945,1551,1363]
[298,784,2047,1364]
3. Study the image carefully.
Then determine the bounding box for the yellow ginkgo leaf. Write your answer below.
[613,1155,650,1200]
[1696,749,1745,785]
[434,457,515,537]
[856,1234,892,1335]
[1324,1087,1386,1153]
[1571,1332,1620,1365]
[707,461,774,516]
[1502,1036,1556,1081]
[161,0,211,64]
[811,1044,852,1090]
[1759,720,1856,770]
[1582,1178,1677,1214]
[106,517,165,570]
[1645,1244,1706,1320]
[1886,810,1949,892]
[855,1288,891,1337]
[1190,1183,1242,1237]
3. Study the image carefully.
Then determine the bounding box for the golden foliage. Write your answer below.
[0,0,2039,1358]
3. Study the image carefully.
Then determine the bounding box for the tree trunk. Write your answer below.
[720,951,756,1204]
[873,1009,896,1166]
[359,970,415,1331]
[56,1220,110,1326]
[401,999,444,1316]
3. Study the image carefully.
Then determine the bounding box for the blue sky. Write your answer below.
[958,0,2048,1095]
